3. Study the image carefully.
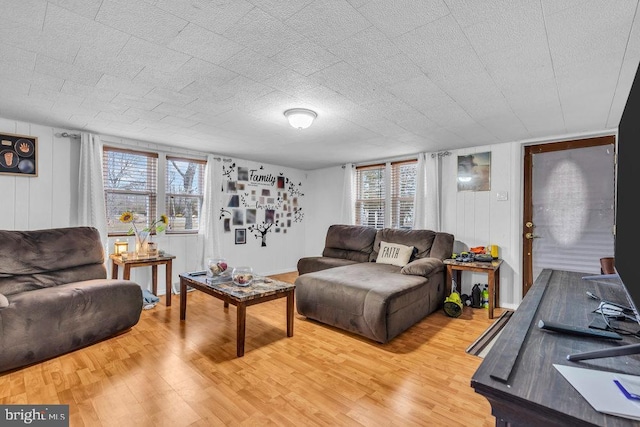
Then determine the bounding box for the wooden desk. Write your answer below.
[472,269,640,426]
[110,254,176,306]
[444,258,502,319]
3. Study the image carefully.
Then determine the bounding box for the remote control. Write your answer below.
[188,271,207,277]
[537,319,622,340]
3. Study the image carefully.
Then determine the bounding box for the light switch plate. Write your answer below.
[496,191,508,201]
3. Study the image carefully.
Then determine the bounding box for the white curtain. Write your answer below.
[78,132,108,253]
[340,163,355,224]
[198,155,224,267]
[413,152,440,231]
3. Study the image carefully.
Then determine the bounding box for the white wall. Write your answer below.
[304,164,345,256]
[440,143,522,309]
[1,118,307,295]
[1,118,78,230]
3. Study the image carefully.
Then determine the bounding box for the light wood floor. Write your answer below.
[0,272,503,426]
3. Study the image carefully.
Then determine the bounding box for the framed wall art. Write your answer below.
[457,151,491,191]
[0,132,37,177]
[235,228,246,244]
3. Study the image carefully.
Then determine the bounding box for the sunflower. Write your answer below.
[119,211,134,223]
[119,211,168,235]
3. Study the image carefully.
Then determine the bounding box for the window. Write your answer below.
[166,156,205,233]
[355,160,417,229]
[103,147,158,235]
[355,164,385,228]
[391,160,417,229]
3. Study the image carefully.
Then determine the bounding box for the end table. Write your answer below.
[110,253,177,306]
[444,258,503,319]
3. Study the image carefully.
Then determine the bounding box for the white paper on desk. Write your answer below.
[554,364,640,421]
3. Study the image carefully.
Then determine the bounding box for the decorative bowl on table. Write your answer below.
[207,258,228,278]
[232,266,253,287]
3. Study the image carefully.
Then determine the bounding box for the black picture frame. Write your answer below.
[0,132,37,177]
[235,228,246,244]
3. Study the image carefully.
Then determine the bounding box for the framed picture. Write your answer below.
[0,132,37,177]
[458,152,491,191]
[235,228,246,244]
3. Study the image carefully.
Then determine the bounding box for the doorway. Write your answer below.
[522,135,616,296]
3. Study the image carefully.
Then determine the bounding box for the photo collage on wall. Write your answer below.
[219,163,304,247]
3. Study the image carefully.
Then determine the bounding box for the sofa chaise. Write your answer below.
[0,226,143,373]
[296,225,454,343]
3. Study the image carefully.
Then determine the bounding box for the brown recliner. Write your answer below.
[0,227,143,373]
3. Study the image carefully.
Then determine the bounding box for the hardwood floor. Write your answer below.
[0,272,502,426]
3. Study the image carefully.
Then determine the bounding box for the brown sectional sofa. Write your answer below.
[295,225,454,343]
[0,227,143,373]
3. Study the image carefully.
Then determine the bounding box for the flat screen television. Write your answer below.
[568,64,640,361]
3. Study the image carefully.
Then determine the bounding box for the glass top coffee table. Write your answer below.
[178,271,295,357]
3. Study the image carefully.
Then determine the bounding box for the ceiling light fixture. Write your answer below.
[284,108,317,130]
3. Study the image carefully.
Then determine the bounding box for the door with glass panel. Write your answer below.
[522,136,616,296]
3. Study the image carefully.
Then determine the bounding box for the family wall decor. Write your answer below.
[0,132,37,177]
[219,163,304,247]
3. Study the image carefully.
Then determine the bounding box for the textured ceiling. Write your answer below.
[0,0,639,170]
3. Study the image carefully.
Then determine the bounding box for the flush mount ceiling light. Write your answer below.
[284,108,317,130]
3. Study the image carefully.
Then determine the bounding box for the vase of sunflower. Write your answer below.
[119,211,168,257]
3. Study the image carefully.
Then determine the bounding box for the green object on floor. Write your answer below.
[444,291,463,318]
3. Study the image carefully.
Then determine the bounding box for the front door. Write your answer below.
[522,135,616,296]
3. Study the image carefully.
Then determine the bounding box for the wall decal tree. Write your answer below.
[248,222,273,247]
[222,162,236,179]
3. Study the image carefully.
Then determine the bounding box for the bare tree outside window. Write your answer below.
[166,157,205,232]
[103,147,158,235]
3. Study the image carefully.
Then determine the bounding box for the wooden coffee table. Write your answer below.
[179,272,295,357]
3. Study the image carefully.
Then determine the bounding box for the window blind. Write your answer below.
[355,164,385,228]
[166,156,206,233]
[103,146,158,235]
[390,160,417,229]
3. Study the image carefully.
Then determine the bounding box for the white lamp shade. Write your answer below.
[284,108,317,129]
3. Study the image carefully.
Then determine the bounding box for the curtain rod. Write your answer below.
[343,150,453,168]
[431,151,451,158]
[56,132,80,139]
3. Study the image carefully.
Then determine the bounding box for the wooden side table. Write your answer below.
[110,254,176,306]
[444,258,503,319]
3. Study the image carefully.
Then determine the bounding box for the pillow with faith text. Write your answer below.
[376,241,414,267]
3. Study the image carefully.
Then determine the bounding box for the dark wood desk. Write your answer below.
[444,258,502,319]
[472,269,640,426]
[110,253,176,306]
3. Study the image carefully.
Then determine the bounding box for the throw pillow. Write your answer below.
[376,241,414,267]
[0,293,8,309]
[401,258,443,276]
